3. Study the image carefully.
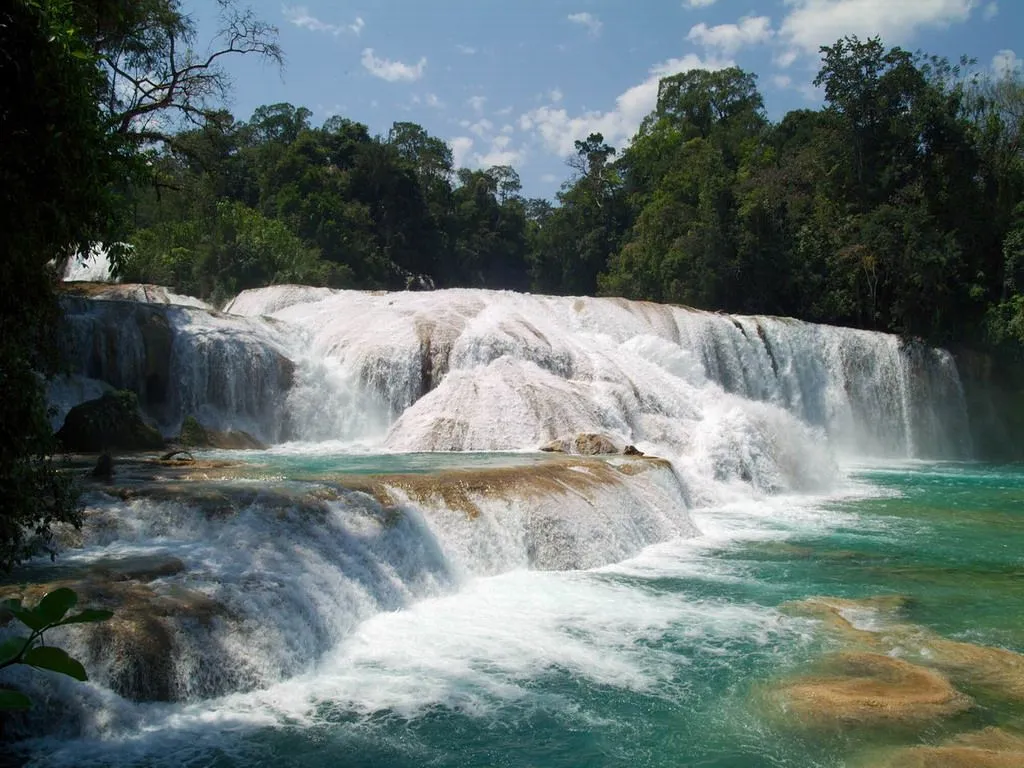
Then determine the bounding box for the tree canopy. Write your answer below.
[119,36,1024,356]
[0,0,281,570]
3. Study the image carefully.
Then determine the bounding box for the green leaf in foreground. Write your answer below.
[5,605,48,632]
[0,636,30,666]
[22,646,88,681]
[57,609,114,626]
[34,588,78,625]
[0,689,32,711]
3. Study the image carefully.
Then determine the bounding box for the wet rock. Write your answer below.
[177,415,267,450]
[768,652,971,729]
[160,449,195,463]
[137,310,172,408]
[91,451,114,480]
[1,573,229,703]
[623,444,644,456]
[541,433,621,455]
[56,390,165,452]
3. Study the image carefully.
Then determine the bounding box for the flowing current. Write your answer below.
[12,285,977,766]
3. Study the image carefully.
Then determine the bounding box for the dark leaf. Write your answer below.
[34,588,78,626]
[0,635,30,666]
[7,605,48,632]
[0,689,32,711]
[57,609,114,626]
[22,646,88,681]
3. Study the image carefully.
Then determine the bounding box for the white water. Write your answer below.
[14,285,975,761]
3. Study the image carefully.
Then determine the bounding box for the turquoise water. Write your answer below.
[17,462,1024,767]
[201,448,559,478]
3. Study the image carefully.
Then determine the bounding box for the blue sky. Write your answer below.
[185,0,1020,198]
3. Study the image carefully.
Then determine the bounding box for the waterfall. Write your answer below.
[53,285,972,461]
[221,286,972,462]
[56,295,294,440]
[4,284,976,758]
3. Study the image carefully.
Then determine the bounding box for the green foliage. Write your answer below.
[124,110,533,297]
[179,415,208,448]
[0,588,113,710]
[0,0,124,571]
[125,201,339,302]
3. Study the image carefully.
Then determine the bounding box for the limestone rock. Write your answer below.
[56,390,165,452]
[769,652,971,729]
[541,433,621,455]
[870,727,1024,768]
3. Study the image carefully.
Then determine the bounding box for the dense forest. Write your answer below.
[122,37,1024,353]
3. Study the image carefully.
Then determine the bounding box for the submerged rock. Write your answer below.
[783,594,1024,706]
[56,390,165,452]
[868,727,1024,767]
[767,652,971,729]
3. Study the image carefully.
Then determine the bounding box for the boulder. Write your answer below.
[540,433,622,456]
[91,451,114,480]
[2,567,228,703]
[57,390,165,452]
[177,415,267,450]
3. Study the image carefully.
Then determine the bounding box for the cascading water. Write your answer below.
[54,295,295,439]
[223,286,971,463]
[6,284,980,766]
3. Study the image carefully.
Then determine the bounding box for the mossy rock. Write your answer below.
[178,415,266,450]
[56,390,165,452]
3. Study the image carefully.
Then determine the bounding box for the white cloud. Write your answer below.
[541,173,560,183]
[413,93,444,109]
[774,48,800,68]
[983,2,998,19]
[496,106,514,116]
[469,118,494,138]
[456,44,477,55]
[361,49,427,82]
[477,134,526,168]
[467,95,487,113]
[772,74,793,89]
[993,49,1021,76]
[683,0,719,7]
[450,136,474,169]
[780,0,977,55]
[568,12,603,37]
[687,15,773,53]
[449,134,526,170]
[549,88,564,103]
[519,52,730,157]
[283,6,363,36]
